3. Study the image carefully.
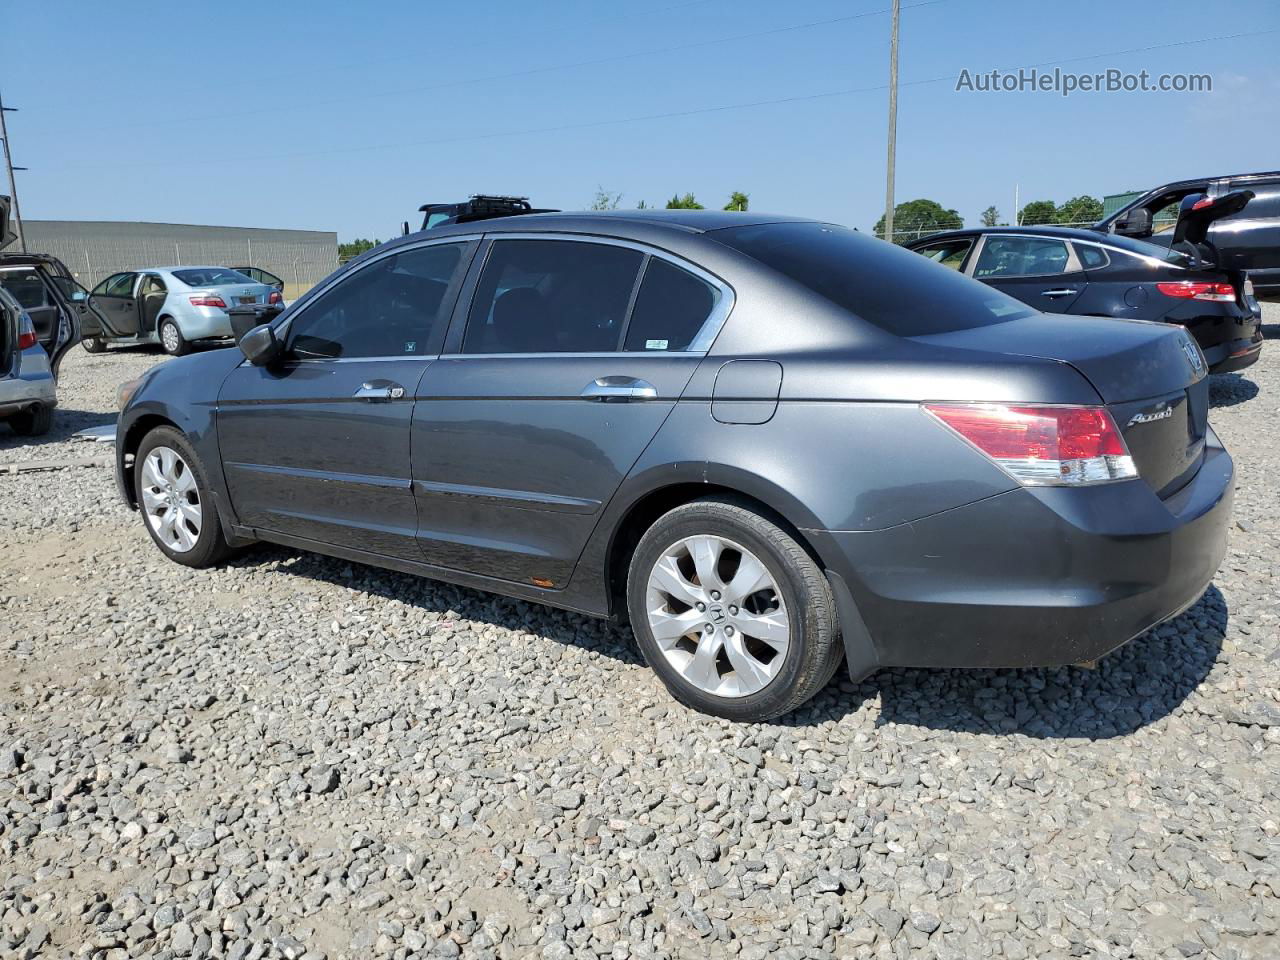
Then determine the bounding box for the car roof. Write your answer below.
[909,225,1114,244]
[1138,170,1280,191]
[410,209,813,240]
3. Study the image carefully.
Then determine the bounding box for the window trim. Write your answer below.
[268,234,480,365]
[1069,240,1111,271]
[967,233,1082,279]
[450,232,736,358]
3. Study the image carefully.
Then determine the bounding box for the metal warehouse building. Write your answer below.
[21,220,339,300]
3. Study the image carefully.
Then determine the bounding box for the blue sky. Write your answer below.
[5,0,1279,241]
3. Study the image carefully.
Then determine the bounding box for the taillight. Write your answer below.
[1156,281,1236,302]
[189,294,227,308]
[268,290,283,305]
[16,312,38,350]
[923,403,1137,486]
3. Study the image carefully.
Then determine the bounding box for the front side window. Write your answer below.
[0,270,49,309]
[463,240,643,354]
[95,273,137,297]
[973,237,1071,278]
[286,243,464,360]
[913,238,973,270]
[623,257,718,352]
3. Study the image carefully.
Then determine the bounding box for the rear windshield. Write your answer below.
[1096,232,1192,266]
[173,268,254,286]
[714,221,1033,335]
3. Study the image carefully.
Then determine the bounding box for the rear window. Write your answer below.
[714,222,1032,336]
[173,268,254,286]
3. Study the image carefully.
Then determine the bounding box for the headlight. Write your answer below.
[117,377,142,411]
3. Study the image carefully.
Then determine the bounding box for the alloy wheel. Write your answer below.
[140,446,202,552]
[644,534,790,698]
[161,322,180,354]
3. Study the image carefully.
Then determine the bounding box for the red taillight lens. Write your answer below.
[1156,281,1236,302]
[923,403,1137,486]
[268,290,283,305]
[189,294,227,308]
[17,312,38,350]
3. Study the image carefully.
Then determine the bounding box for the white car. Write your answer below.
[83,266,281,356]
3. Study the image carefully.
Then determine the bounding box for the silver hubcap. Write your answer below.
[161,323,179,352]
[141,446,202,552]
[645,535,790,698]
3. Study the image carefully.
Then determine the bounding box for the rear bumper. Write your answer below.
[1203,333,1263,374]
[0,348,57,414]
[180,308,235,341]
[813,431,1234,671]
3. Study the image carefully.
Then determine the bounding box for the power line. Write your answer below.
[38,27,1275,175]
[90,0,952,135]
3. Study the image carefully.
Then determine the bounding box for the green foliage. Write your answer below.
[1018,200,1058,226]
[338,238,379,261]
[590,187,623,211]
[874,199,963,244]
[665,193,704,210]
[981,205,1001,227]
[1055,195,1104,226]
[636,200,649,210]
[723,191,749,212]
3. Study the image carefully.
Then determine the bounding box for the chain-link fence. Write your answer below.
[22,221,339,301]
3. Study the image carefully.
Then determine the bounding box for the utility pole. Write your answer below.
[0,88,28,252]
[882,0,900,243]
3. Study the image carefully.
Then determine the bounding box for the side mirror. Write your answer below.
[239,324,283,366]
[1114,207,1152,238]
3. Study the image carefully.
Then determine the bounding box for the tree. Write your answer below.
[1018,200,1057,226]
[339,238,379,261]
[590,187,622,211]
[724,191,749,212]
[873,199,963,244]
[1055,194,1104,226]
[666,193,704,210]
[981,205,1001,227]
[636,200,649,209]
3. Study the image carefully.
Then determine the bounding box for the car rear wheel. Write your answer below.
[627,497,843,722]
[8,404,53,436]
[159,318,189,356]
[135,426,232,567]
[81,337,106,354]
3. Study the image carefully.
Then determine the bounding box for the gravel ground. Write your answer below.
[2,314,1279,960]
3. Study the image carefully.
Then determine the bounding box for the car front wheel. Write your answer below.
[135,426,232,567]
[627,497,843,722]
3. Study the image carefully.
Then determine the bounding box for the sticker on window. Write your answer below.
[645,339,669,350]
[405,341,417,353]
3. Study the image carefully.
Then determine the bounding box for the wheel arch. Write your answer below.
[119,413,181,507]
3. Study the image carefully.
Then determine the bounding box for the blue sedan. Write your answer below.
[83,266,280,356]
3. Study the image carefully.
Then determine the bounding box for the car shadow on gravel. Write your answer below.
[1208,374,1259,408]
[228,547,1226,738]
[866,584,1227,739]
[0,409,117,451]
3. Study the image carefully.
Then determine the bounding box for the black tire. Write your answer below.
[9,404,53,437]
[158,318,190,356]
[627,497,843,722]
[81,336,106,354]
[134,426,233,568]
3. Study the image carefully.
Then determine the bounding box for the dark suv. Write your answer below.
[1096,171,1280,295]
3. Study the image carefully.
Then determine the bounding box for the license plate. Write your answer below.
[238,296,257,305]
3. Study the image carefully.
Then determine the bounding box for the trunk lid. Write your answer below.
[915,314,1209,497]
[208,282,274,307]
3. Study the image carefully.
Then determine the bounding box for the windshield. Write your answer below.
[173,268,255,286]
[714,221,1033,336]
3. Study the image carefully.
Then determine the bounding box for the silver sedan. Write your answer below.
[84,266,280,356]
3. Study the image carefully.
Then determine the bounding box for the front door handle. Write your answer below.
[580,376,658,402]
[353,380,405,401]
[1041,288,1078,297]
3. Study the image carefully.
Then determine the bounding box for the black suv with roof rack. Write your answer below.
[417,195,558,232]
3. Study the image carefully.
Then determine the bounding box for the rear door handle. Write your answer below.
[1041,288,1078,297]
[580,376,658,402]
[353,381,405,401]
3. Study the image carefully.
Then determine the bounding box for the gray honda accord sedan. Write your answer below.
[115,211,1233,721]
